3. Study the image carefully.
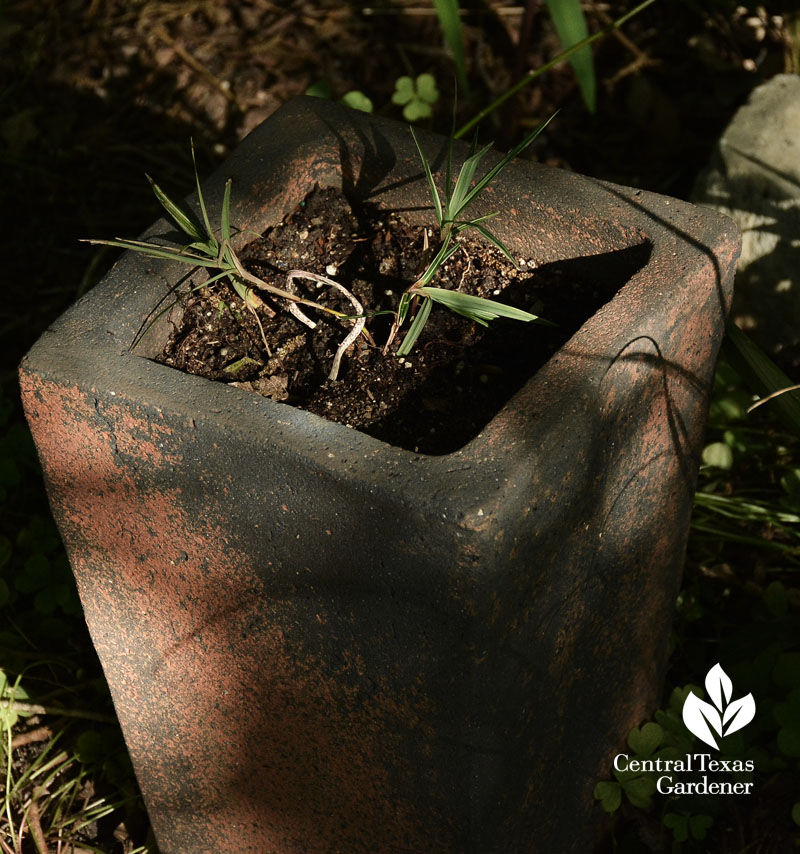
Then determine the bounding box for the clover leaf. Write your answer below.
[593,781,622,814]
[627,722,664,758]
[340,90,374,113]
[392,74,439,121]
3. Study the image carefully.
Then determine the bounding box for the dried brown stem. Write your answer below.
[11,727,54,751]
[26,791,49,854]
[0,700,116,724]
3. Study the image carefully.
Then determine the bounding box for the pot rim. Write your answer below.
[21,96,740,517]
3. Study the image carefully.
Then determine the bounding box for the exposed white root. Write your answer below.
[287,270,365,381]
[287,302,317,329]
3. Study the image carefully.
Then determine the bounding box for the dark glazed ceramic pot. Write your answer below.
[20,97,739,854]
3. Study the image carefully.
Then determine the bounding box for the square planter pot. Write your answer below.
[20,97,739,854]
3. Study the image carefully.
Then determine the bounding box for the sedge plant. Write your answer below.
[388,112,557,355]
[85,117,555,378]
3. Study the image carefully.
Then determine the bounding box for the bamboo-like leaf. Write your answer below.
[410,127,444,227]
[228,277,250,303]
[221,242,237,270]
[397,291,413,326]
[545,0,596,112]
[197,269,235,290]
[444,96,457,209]
[459,111,558,214]
[419,287,543,323]
[186,239,218,256]
[432,0,469,95]
[146,175,205,241]
[417,238,460,286]
[397,296,433,356]
[458,211,499,226]
[221,178,233,244]
[448,138,494,219]
[81,238,221,267]
[191,139,218,252]
[461,220,518,268]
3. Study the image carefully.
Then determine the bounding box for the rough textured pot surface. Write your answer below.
[20,97,739,854]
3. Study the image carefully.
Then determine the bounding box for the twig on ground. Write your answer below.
[11,726,54,751]
[152,25,243,110]
[0,700,116,725]
[26,791,50,854]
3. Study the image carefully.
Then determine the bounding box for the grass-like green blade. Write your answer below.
[432,0,469,95]
[191,140,219,253]
[81,238,221,266]
[448,139,494,219]
[419,287,542,322]
[445,307,491,326]
[397,291,413,325]
[397,296,433,356]
[689,521,800,556]
[199,269,236,289]
[459,211,499,226]
[463,221,518,268]
[459,111,558,213]
[186,240,217,254]
[146,175,205,241]
[722,320,800,436]
[221,178,233,244]
[694,491,800,525]
[228,277,250,303]
[444,98,456,210]
[545,0,595,112]
[417,238,460,286]
[454,0,657,139]
[410,127,444,227]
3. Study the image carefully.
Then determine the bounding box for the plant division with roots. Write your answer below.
[85,119,555,381]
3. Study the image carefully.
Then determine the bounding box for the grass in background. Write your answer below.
[0,380,154,852]
[594,358,800,851]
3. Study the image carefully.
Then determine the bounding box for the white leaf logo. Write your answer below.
[682,663,756,750]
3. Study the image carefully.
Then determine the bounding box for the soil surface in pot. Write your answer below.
[156,186,649,454]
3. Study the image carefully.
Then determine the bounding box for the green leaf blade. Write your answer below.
[545,0,596,112]
[81,238,221,267]
[448,140,494,220]
[417,238,460,287]
[410,127,444,228]
[147,175,205,242]
[419,287,546,324]
[432,0,469,95]
[397,296,433,356]
[459,112,558,214]
[221,178,233,244]
[462,221,519,268]
[191,140,219,253]
[723,320,800,436]
[391,76,415,106]
[340,90,374,113]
